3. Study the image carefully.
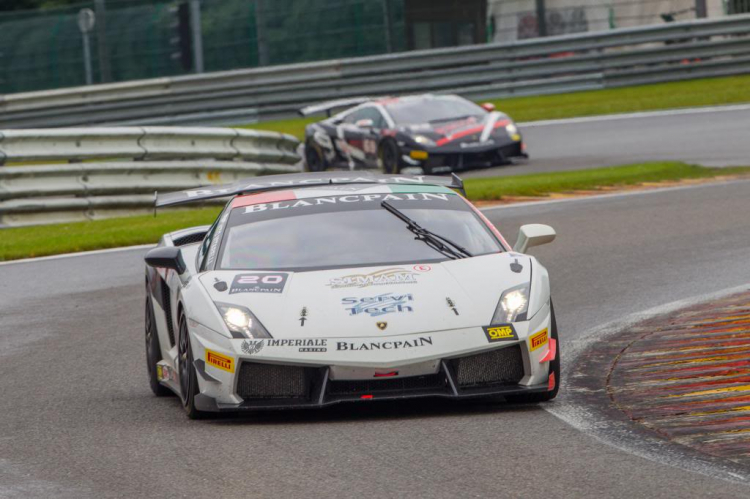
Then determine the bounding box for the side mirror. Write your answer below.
[355,118,374,128]
[481,102,496,112]
[513,224,556,254]
[145,246,186,274]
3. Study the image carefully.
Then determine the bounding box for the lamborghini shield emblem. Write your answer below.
[376,321,388,331]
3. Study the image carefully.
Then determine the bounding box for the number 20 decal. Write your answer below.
[237,275,283,285]
[230,273,289,294]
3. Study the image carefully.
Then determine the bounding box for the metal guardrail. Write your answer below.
[1,14,750,128]
[0,127,301,226]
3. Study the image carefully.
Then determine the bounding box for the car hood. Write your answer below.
[404,112,511,144]
[199,253,530,339]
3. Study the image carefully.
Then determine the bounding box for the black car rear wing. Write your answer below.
[298,97,383,117]
[156,172,466,208]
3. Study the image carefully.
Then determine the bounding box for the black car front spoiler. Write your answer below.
[194,361,550,413]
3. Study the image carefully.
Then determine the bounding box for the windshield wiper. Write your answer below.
[381,201,472,260]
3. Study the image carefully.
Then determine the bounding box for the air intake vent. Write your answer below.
[452,345,525,388]
[160,279,175,347]
[237,363,316,400]
[328,374,446,396]
[172,231,206,247]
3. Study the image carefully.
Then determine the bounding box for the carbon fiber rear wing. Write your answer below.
[156,172,466,208]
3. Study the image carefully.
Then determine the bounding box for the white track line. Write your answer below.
[518,103,750,128]
[0,244,153,267]
[482,176,750,212]
[546,283,750,486]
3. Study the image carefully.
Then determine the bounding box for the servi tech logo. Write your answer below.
[342,292,414,317]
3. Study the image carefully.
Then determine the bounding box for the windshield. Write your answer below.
[386,97,485,125]
[217,193,502,271]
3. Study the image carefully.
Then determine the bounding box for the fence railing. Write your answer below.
[1,14,750,129]
[0,127,301,226]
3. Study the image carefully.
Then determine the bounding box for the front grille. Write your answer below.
[172,232,206,247]
[452,345,525,388]
[327,373,446,396]
[237,362,316,400]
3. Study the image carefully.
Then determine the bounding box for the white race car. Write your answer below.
[145,172,559,418]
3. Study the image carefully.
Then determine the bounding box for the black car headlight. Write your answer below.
[491,283,530,323]
[215,302,272,339]
[414,135,436,146]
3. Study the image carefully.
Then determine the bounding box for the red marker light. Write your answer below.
[373,371,398,378]
[548,372,556,391]
[539,339,557,363]
[361,395,373,400]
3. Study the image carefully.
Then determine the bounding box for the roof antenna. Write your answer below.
[451,173,466,197]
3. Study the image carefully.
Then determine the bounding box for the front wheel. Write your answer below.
[507,301,560,403]
[178,312,206,419]
[379,140,400,174]
[304,139,327,172]
[145,296,172,397]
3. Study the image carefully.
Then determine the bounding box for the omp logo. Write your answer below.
[483,324,518,342]
[530,328,549,352]
[206,349,234,373]
[488,326,514,339]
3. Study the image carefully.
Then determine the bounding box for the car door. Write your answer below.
[338,106,385,169]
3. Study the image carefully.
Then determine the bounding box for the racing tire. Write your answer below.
[379,139,401,174]
[145,296,172,397]
[304,139,327,172]
[507,301,561,403]
[177,312,207,420]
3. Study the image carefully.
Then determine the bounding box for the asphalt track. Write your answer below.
[465,105,750,177]
[2,106,750,497]
[2,173,750,498]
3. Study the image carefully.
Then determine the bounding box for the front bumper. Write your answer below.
[195,359,549,412]
[186,308,555,412]
[404,140,527,172]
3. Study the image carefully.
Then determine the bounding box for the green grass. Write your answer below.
[2,161,747,262]
[464,162,750,201]
[0,207,221,261]
[242,74,750,140]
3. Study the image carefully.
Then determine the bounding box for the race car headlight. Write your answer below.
[414,135,436,146]
[505,122,518,135]
[215,302,272,339]
[492,283,530,323]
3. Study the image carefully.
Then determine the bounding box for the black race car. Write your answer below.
[300,94,527,174]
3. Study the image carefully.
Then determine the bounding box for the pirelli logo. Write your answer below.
[529,328,549,352]
[483,324,518,342]
[206,349,234,373]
